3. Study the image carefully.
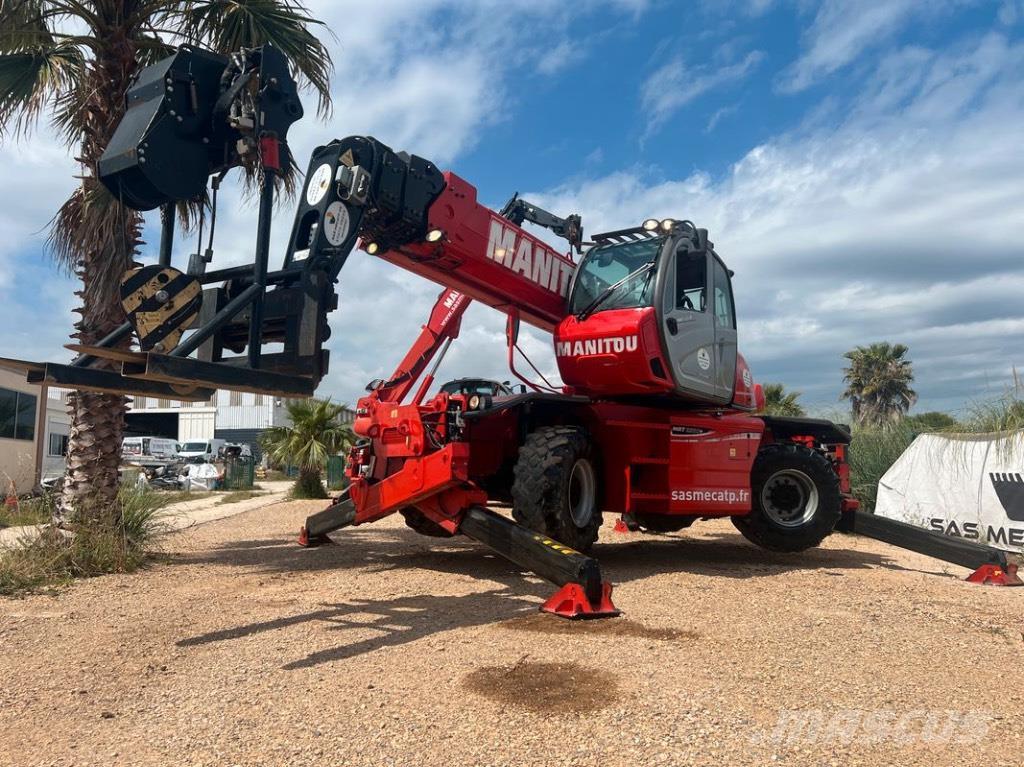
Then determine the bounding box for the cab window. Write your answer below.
[676,250,706,312]
[712,257,735,328]
[569,238,662,315]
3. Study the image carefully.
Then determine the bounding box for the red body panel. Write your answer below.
[555,308,674,396]
[373,173,576,333]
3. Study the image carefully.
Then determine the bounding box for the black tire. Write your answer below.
[731,442,841,552]
[400,507,454,538]
[511,426,602,552]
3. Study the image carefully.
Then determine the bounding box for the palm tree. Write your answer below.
[759,382,805,417]
[0,1,332,521]
[260,398,353,499]
[842,342,917,426]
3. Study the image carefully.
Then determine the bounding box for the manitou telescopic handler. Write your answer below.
[6,44,1018,619]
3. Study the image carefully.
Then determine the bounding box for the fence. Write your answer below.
[223,456,255,490]
[326,455,347,490]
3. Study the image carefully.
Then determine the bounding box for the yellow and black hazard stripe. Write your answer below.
[119,265,202,352]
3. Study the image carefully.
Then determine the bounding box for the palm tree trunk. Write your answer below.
[55,31,142,524]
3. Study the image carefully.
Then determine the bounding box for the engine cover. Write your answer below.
[555,307,675,397]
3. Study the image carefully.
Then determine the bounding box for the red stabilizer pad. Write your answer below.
[541,582,621,619]
[613,519,631,534]
[966,563,1023,586]
[297,526,331,548]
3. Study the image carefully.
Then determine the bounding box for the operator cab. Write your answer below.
[556,219,748,406]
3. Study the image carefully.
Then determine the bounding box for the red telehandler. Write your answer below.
[6,45,1018,619]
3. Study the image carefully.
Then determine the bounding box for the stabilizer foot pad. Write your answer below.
[966,563,1023,586]
[541,582,620,619]
[297,526,333,548]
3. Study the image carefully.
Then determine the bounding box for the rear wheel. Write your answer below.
[732,442,840,552]
[512,426,602,552]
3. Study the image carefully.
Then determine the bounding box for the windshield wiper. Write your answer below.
[575,261,656,321]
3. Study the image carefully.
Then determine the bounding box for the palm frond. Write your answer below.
[0,19,84,138]
[49,182,143,313]
[0,0,51,53]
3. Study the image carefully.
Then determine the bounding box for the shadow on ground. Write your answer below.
[169,524,897,585]
[178,584,539,669]
[171,522,902,669]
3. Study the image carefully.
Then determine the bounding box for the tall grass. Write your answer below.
[965,395,1024,433]
[848,423,917,512]
[0,486,170,596]
[0,491,56,527]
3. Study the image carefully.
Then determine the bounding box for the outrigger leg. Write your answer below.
[840,509,1022,586]
[299,501,620,618]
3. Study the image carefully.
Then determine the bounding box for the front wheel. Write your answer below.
[732,442,841,552]
[511,426,602,552]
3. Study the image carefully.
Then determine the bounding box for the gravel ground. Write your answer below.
[1,500,1021,767]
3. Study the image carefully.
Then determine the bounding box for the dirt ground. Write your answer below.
[1,500,1021,767]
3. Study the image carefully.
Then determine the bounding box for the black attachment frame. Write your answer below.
[500,193,584,253]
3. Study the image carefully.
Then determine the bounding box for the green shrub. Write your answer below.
[0,486,170,596]
[291,470,327,499]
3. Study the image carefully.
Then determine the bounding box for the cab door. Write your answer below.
[659,242,719,402]
[711,255,738,401]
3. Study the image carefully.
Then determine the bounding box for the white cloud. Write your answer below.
[704,103,739,132]
[777,0,975,93]
[641,50,764,138]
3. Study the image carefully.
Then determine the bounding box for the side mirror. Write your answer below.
[365,378,384,392]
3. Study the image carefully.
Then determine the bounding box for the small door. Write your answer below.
[711,256,737,401]
[660,243,718,401]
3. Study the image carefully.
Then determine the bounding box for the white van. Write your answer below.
[122,436,179,462]
[178,438,226,463]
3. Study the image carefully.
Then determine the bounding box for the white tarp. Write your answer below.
[875,431,1024,554]
[185,462,221,492]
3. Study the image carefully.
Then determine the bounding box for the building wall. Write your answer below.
[178,409,217,441]
[0,366,43,491]
[41,398,72,481]
[127,392,353,457]
[127,392,348,452]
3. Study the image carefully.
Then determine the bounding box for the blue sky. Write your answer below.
[1,0,1023,416]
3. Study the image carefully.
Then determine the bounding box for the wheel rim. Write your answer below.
[568,459,596,528]
[761,469,818,528]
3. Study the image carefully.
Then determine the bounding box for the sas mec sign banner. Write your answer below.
[875,432,1024,554]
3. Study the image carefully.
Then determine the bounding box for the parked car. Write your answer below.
[178,438,227,463]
